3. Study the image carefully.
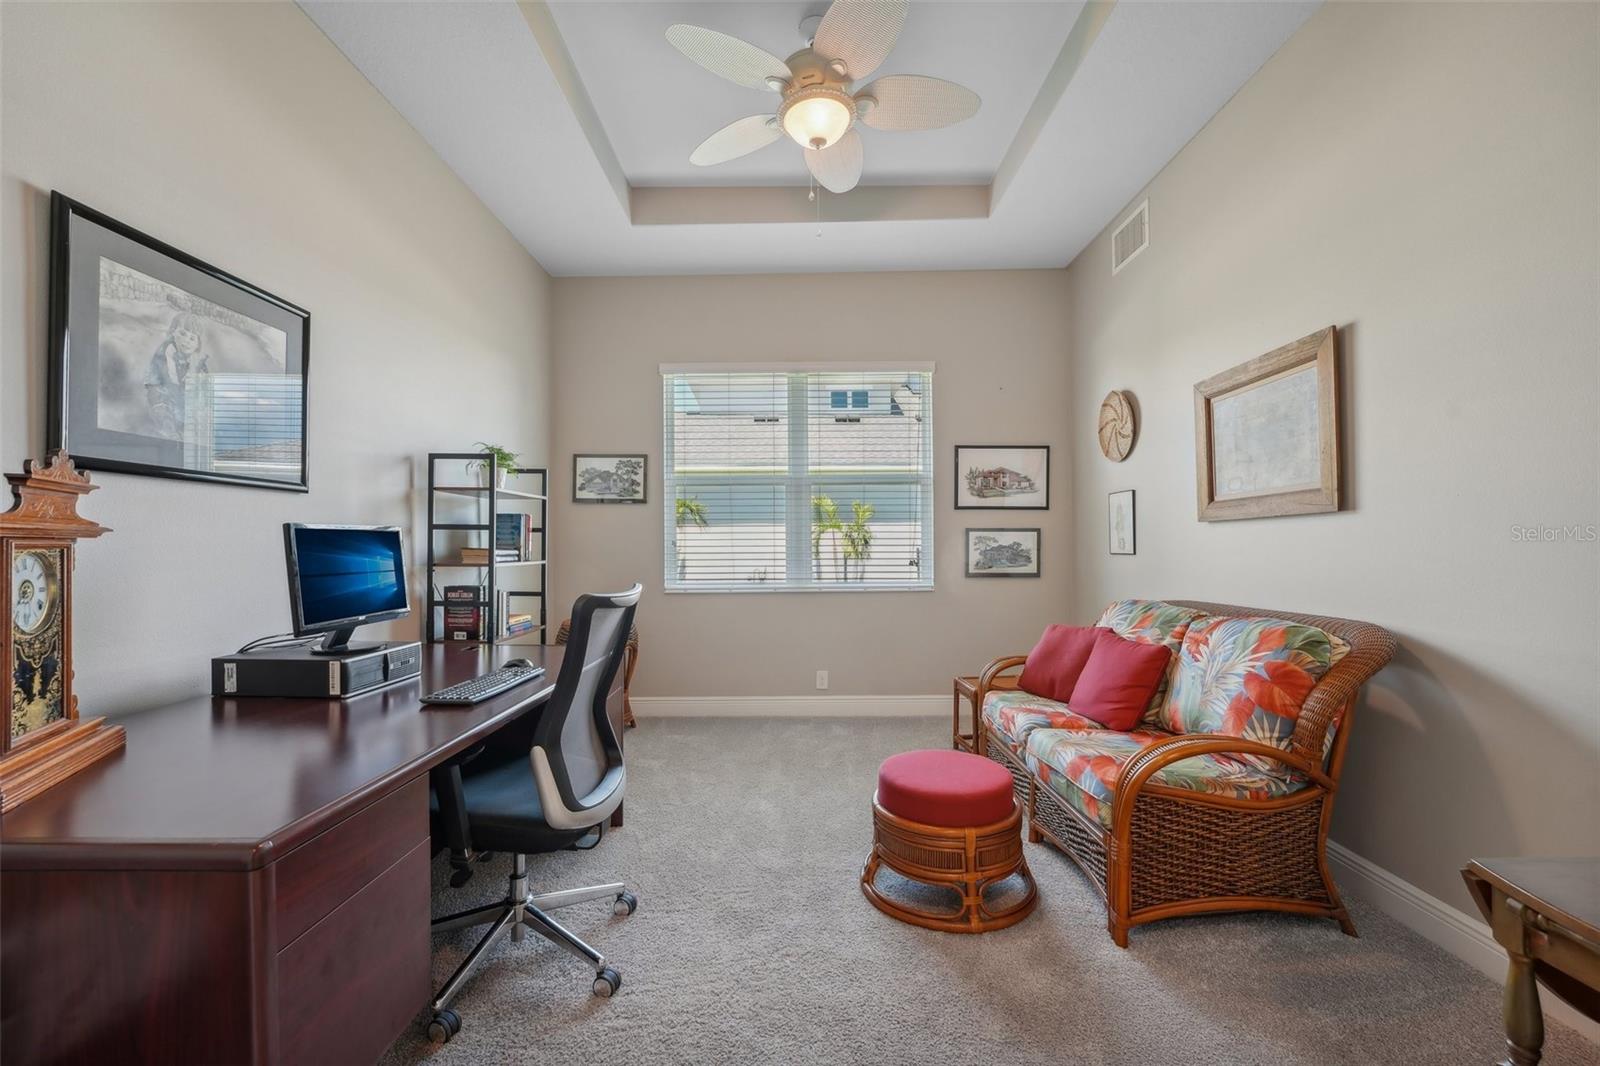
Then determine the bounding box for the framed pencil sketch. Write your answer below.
[47,193,310,491]
[954,445,1049,510]
[1194,327,1339,521]
[1108,490,1135,555]
[573,454,647,503]
[965,528,1040,578]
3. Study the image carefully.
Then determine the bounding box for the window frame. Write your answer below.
[662,364,935,594]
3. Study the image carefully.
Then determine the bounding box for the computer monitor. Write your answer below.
[283,524,409,655]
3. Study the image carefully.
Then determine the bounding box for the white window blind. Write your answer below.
[662,367,934,592]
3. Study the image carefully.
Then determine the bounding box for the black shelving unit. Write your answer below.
[425,452,547,646]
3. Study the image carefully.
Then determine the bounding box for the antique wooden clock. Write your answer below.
[0,451,123,814]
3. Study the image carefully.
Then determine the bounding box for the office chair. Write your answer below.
[425,584,642,1045]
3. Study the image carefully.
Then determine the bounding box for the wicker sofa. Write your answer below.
[976,599,1396,947]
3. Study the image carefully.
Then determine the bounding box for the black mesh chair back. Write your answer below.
[529,584,641,830]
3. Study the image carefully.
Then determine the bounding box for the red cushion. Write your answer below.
[1068,628,1173,730]
[876,749,1015,828]
[1018,624,1099,703]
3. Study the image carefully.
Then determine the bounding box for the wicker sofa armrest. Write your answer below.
[1109,734,1335,832]
[976,655,1027,702]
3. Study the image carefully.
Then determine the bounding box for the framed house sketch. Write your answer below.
[965,528,1040,577]
[573,454,647,503]
[954,445,1049,510]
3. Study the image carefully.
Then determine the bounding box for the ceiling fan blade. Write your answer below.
[856,75,981,131]
[812,0,907,82]
[804,129,863,193]
[666,25,791,92]
[690,115,782,166]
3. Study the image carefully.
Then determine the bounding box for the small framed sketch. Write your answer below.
[954,445,1049,510]
[47,192,310,491]
[1194,327,1339,521]
[573,454,646,503]
[1108,490,1136,555]
[965,528,1040,578]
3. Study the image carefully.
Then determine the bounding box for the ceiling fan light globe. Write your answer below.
[779,89,854,151]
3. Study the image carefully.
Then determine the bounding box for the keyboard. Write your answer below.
[422,664,546,705]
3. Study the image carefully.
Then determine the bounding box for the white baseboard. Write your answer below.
[630,694,946,718]
[1329,841,1600,1045]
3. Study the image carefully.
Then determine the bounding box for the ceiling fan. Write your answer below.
[665,0,981,194]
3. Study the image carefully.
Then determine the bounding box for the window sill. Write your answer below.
[663,583,935,595]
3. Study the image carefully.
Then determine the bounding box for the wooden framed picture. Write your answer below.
[965,528,1040,578]
[1194,327,1339,521]
[573,454,646,504]
[954,445,1049,510]
[47,193,310,492]
[1108,490,1135,555]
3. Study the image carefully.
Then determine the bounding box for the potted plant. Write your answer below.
[467,442,519,488]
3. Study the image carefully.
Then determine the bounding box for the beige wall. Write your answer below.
[551,271,1072,697]
[1063,1,1599,906]
[0,2,552,712]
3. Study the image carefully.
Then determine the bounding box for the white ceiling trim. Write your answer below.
[300,1,1320,276]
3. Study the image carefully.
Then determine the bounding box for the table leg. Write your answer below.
[951,681,962,751]
[1500,949,1543,1065]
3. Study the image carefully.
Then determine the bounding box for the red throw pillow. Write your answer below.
[1018,625,1099,703]
[1069,628,1173,730]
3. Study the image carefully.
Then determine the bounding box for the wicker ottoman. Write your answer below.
[861,749,1038,933]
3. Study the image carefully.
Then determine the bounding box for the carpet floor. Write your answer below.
[384,717,1598,1066]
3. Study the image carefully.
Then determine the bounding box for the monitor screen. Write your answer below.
[286,525,408,632]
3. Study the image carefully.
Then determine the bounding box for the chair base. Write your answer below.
[861,798,1037,934]
[427,853,636,1043]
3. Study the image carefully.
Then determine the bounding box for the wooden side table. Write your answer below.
[952,674,1018,753]
[1462,858,1600,1065]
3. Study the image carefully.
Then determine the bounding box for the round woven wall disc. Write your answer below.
[1098,390,1136,462]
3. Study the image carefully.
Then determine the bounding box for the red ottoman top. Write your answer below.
[876,749,1016,828]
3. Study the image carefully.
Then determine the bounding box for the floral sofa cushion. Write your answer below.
[1093,599,1207,725]
[1161,615,1350,777]
[1024,727,1309,829]
[982,689,1109,754]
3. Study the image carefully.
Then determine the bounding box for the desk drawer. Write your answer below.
[273,776,427,949]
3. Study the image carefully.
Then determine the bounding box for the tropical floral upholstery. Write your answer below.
[1161,615,1350,777]
[982,689,1110,754]
[1093,599,1207,724]
[1024,727,1310,829]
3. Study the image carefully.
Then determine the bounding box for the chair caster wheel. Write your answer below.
[447,867,474,889]
[592,966,622,997]
[613,891,638,916]
[427,1008,461,1043]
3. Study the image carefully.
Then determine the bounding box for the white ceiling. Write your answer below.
[549,1,1083,187]
[300,1,1318,276]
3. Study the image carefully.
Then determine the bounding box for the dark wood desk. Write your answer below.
[1,643,621,1065]
[1462,858,1600,1065]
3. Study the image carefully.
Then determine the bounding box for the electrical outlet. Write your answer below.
[815,670,829,691]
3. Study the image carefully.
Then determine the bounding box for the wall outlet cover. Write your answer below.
[815,670,829,690]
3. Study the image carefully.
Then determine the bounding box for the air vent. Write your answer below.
[1112,200,1149,275]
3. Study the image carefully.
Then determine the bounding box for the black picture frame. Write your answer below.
[965,527,1041,578]
[572,453,647,504]
[47,192,310,492]
[953,445,1050,510]
[1108,489,1136,555]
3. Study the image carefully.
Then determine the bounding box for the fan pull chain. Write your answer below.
[810,175,822,238]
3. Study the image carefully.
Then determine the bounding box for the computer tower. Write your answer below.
[211,641,422,699]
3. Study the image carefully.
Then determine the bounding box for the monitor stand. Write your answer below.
[311,627,386,656]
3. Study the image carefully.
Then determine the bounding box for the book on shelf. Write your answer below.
[441,584,482,641]
[504,612,536,637]
[495,512,536,561]
[458,546,520,565]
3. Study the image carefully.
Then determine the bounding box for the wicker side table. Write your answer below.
[953,673,1016,753]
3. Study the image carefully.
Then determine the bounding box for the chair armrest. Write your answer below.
[1109,734,1334,832]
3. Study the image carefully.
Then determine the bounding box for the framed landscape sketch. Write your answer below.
[954,445,1049,510]
[1194,327,1339,521]
[965,528,1040,577]
[47,193,310,491]
[1108,490,1135,555]
[573,454,646,503]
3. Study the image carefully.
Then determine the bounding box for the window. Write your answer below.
[663,366,934,592]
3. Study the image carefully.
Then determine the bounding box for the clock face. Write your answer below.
[10,547,66,744]
[12,550,57,634]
